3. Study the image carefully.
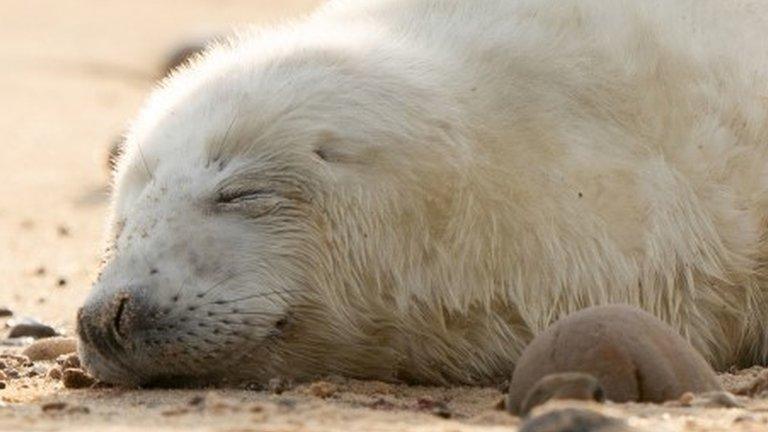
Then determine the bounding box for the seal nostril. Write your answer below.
[113,295,130,339]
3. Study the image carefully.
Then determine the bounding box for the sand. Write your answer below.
[2,1,768,431]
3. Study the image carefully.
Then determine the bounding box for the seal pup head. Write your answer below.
[76,26,469,386]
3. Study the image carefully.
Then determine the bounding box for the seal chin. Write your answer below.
[77,308,250,388]
[78,341,228,388]
[77,339,146,387]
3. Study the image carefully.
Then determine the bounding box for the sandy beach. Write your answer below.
[2,2,768,431]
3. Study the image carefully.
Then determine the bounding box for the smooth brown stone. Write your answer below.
[22,337,77,361]
[62,368,96,389]
[507,305,721,415]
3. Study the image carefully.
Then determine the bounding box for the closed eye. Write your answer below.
[216,189,273,204]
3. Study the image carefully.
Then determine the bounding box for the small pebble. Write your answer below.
[161,407,189,416]
[0,308,12,318]
[27,366,46,378]
[57,225,70,237]
[0,382,5,390]
[243,382,263,391]
[367,398,397,411]
[0,354,29,363]
[56,278,67,287]
[416,397,452,419]
[188,395,205,406]
[67,406,90,415]
[678,392,695,407]
[268,377,292,395]
[7,317,59,339]
[308,381,338,398]
[519,409,635,432]
[734,414,757,423]
[56,353,81,370]
[22,337,77,361]
[62,368,96,389]
[48,367,62,380]
[41,401,67,412]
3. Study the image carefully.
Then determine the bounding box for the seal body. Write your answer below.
[79,0,768,386]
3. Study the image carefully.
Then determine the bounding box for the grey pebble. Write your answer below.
[520,409,636,432]
[7,317,59,339]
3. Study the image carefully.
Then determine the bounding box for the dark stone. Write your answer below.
[7,318,59,339]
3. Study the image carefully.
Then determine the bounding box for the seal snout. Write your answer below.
[77,292,140,357]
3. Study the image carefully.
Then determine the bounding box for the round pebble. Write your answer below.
[0,308,12,318]
[56,353,81,370]
[507,305,721,415]
[22,337,77,361]
[308,381,338,398]
[48,367,62,380]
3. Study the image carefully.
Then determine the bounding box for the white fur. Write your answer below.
[82,0,768,385]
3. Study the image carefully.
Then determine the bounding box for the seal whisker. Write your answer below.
[196,288,301,307]
[171,272,195,302]
[196,273,238,299]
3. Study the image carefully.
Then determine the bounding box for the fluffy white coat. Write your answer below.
[82,0,768,385]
